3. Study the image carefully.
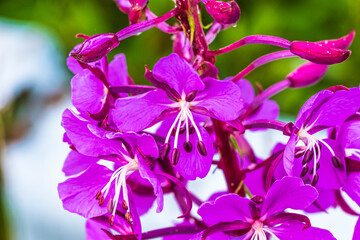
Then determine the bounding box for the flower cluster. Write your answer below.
[58,0,360,239]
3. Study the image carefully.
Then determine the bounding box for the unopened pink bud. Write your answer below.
[129,0,148,11]
[71,33,119,63]
[205,0,240,24]
[316,30,355,50]
[287,62,328,88]
[290,41,351,65]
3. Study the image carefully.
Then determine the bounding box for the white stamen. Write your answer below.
[186,108,203,141]
[164,109,183,143]
[345,148,360,158]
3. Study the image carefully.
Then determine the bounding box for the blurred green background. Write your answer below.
[1,0,359,113]
[0,0,359,239]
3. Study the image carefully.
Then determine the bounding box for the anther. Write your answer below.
[185,91,197,102]
[99,196,105,206]
[161,143,171,159]
[171,127,177,137]
[189,125,195,134]
[179,127,186,135]
[311,173,319,186]
[109,215,114,227]
[251,196,265,204]
[107,198,114,213]
[171,148,180,165]
[295,150,305,158]
[197,141,207,156]
[183,141,193,153]
[332,156,342,168]
[300,165,309,178]
[96,191,102,200]
[125,212,133,224]
[302,150,314,165]
[122,200,129,211]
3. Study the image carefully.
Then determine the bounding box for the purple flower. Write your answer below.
[196,177,336,240]
[59,109,163,226]
[111,53,243,179]
[283,87,360,188]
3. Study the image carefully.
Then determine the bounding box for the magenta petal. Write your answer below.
[270,221,336,240]
[58,164,113,218]
[244,100,279,125]
[309,88,360,128]
[290,41,351,65]
[193,77,243,121]
[305,187,336,213]
[67,55,83,75]
[261,177,318,217]
[205,0,240,24]
[137,155,164,213]
[198,193,252,225]
[108,53,129,86]
[343,173,360,206]
[62,109,125,157]
[152,53,205,95]
[287,62,328,88]
[283,132,298,176]
[316,30,355,50]
[174,126,214,180]
[317,139,346,189]
[236,78,255,105]
[62,150,98,176]
[71,69,107,115]
[112,89,173,132]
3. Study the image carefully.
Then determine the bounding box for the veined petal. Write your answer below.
[174,126,214,180]
[193,77,243,121]
[112,89,174,132]
[261,177,318,217]
[283,132,298,176]
[198,193,252,226]
[62,150,99,176]
[343,173,360,206]
[137,155,164,213]
[244,100,279,124]
[62,109,125,157]
[152,53,205,95]
[316,139,346,189]
[270,221,336,240]
[108,53,129,86]
[58,164,113,218]
[236,78,255,105]
[71,69,107,115]
[309,88,360,128]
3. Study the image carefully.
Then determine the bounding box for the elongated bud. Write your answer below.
[332,156,342,168]
[161,143,171,159]
[71,33,119,63]
[197,141,207,156]
[316,30,355,50]
[171,148,180,165]
[205,0,240,24]
[183,141,193,153]
[290,41,351,65]
[287,62,328,88]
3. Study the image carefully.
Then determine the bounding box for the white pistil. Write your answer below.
[250,220,279,240]
[100,156,138,216]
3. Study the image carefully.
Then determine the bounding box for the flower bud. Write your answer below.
[205,0,240,24]
[287,62,328,88]
[290,41,351,65]
[129,0,148,11]
[71,33,120,63]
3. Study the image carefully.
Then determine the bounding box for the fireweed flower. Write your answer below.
[283,87,360,188]
[196,177,336,240]
[58,109,163,226]
[111,53,243,179]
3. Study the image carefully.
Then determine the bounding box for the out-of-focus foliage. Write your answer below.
[0,0,359,114]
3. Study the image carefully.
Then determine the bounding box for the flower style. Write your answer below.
[111,53,243,179]
[283,87,360,188]
[196,177,336,240]
[58,109,163,226]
